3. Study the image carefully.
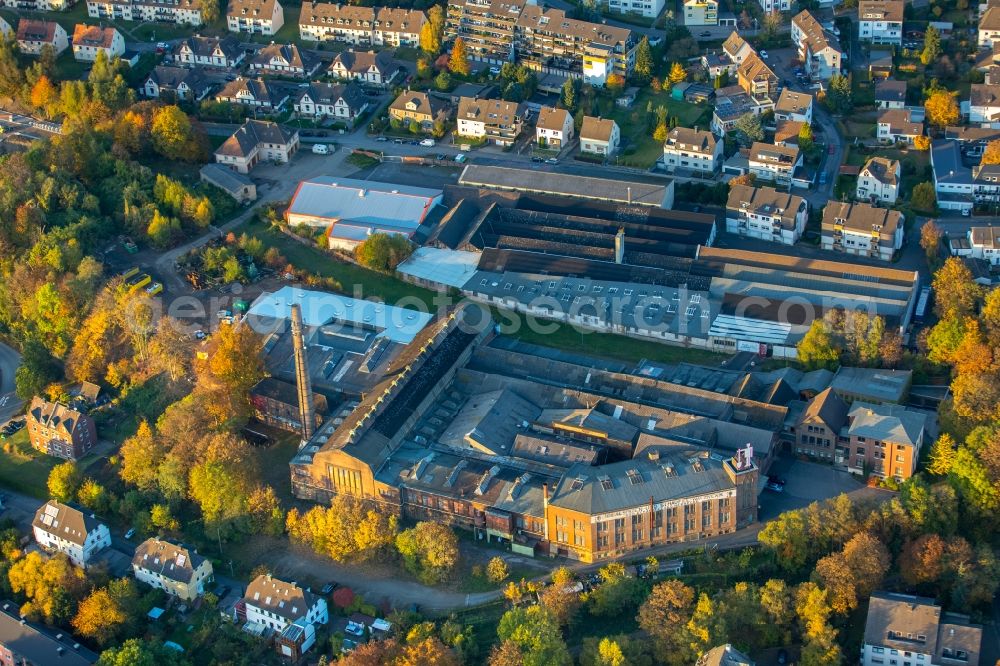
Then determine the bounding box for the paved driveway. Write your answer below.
[758,458,891,520]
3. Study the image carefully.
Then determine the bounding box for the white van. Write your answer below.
[312,143,330,155]
[419,138,436,147]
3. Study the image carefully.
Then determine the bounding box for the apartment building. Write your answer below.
[535,106,574,148]
[857,156,901,204]
[27,397,96,461]
[456,97,523,146]
[580,116,620,156]
[726,184,807,245]
[957,226,1000,264]
[944,125,1000,156]
[227,0,284,35]
[821,200,904,261]
[32,501,111,568]
[711,87,766,135]
[293,81,369,122]
[859,0,903,45]
[175,35,244,68]
[843,402,925,479]
[249,42,321,78]
[749,142,801,186]
[71,24,125,62]
[684,0,718,24]
[662,126,723,175]
[215,119,299,173]
[86,0,203,25]
[863,593,982,666]
[757,0,790,13]
[242,575,328,633]
[791,10,843,80]
[604,0,663,18]
[877,109,923,144]
[737,53,778,101]
[16,20,69,56]
[298,4,424,47]
[445,0,636,85]
[0,0,76,9]
[132,538,214,601]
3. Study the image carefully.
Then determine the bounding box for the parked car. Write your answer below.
[454,153,467,163]
[765,481,784,492]
[819,171,828,185]
[700,30,711,37]
[545,157,558,164]
[375,136,388,142]
[312,143,331,155]
[531,156,543,163]
[320,582,338,595]
[759,50,769,59]
[393,138,404,144]
[420,138,436,147]
[124,528,136,539]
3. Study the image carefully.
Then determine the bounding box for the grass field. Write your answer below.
[606,91,710,168]
[0,430,101,499]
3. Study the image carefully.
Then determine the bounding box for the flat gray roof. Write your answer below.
[287,176,443,233]
[458,164,672,207]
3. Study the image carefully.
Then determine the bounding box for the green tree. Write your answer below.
[395,522,460,584]
[634,37,654,81]
[188,434,258,534]
[496,606,571,666]
[921,26,941,65]
[354,232,415,272]
[586,563,644,617]
[825,74,853,114]
[636,579,695,655]
[14,338,61,400]
[48,462,83,503]
[910,181,937,214]
[98,639,190,666]
[486,556,509,583]
[449,38,471,76]
[759,509,810,571]
[796,319,841,370]
[561,78,576,111]
[151,106,202,162]
[734,112,764,145]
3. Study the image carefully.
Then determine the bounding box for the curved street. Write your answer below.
[0,341,22,424]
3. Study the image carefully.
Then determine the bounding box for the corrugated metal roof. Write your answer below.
[287,176,442,232]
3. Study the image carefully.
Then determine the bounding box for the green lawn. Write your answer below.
[500,315,728,367]
[240,216,440,308]
[606,91,709,168]
[0,430,101,499]
[253,434,299,503]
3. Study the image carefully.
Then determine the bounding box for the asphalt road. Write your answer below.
[0,342,22,425]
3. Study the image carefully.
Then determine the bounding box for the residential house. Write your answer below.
[698,645,755,666]
[748,142,801,186]
[737,54,777,101]
[32,500,111,568]
[931,139,976,213]
[843,402,925,479]
[456,97,523,146]
[980,5,1000,47]
[869,50,894,78]
[142,65,212,101]
[16,20,69,57]
[249,377,327,433]
[964,226,1000,264]
[132,538,214,601]
[0,0,76,10]
[862,592,982,666]
[249,43,321,78]
[722,32,754,67]
[242,574,329,633]
[726,184,807,245]
[0,603,98,666]
[71,24,124,62]
[227,0,284,35]
[328,49,397,86]
[86,0,203,25]
[0,17,9,38]
[26,397,96,461]
[215,119,299,173]
[215,77,291,112]
[775,119,804,147]
[175,35,244,68]
[684,0,718,25]
[791,10,843,80]
[821,200,904,261]
[389,90,451,132]
[875,79,906,109]
[580,116,620,156]
[603,0,664,18]
[877,108,923,144]
[945,125,1000,156]
[535,106,574,149]
[969,83,1000,126]
[857,156,901,204]
[794,387,848,462]
[662,126,722,175]
[711,87,763,135]
[200,163,257,204]
[277,619,320,661]
[293,81,369,122]
[858,0,903,45]
[702,52,735,79]
[757,0,790,15]
[298,4,424,47]
[774,89,813,123]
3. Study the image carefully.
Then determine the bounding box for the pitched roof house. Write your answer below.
[774,89,813,123]
[862,592,982,666]
[27,397,97,461]
[457,96,524,146]
[142,65,212,101]
[71,24,125,62]
[293,81,369,121]
[328,49,397,86]
[215,119,300,173]
[874,79,907,108]
[32,500,111,568]
[791,10,843,80]
[389,90,451,131]
[175,34,243,67]
[215,76,291,111]
[877,108,923,144]
[132,538,214,601]
[249,42,320,78]
[535,106,574,148]
[16,20,69,56]
[726,184,808,245]
[580,116,620,156]
[857,156,901,204]
[969,83,1000,125]
[243,574,329,632]
[662,126,722,174]
[227,0,284,35]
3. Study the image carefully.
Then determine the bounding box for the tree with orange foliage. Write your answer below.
[30,75,58,117]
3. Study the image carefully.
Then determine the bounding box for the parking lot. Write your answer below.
[758,457,892,520]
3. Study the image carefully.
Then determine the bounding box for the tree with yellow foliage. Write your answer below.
[448,38,471,76]
[982,139,1000,164]
[668,61,687,86]
[30,75,58,118]
[913,134,931,151]
[8,552,88,624]
[72,580,140,646]
[924,90,959,128]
